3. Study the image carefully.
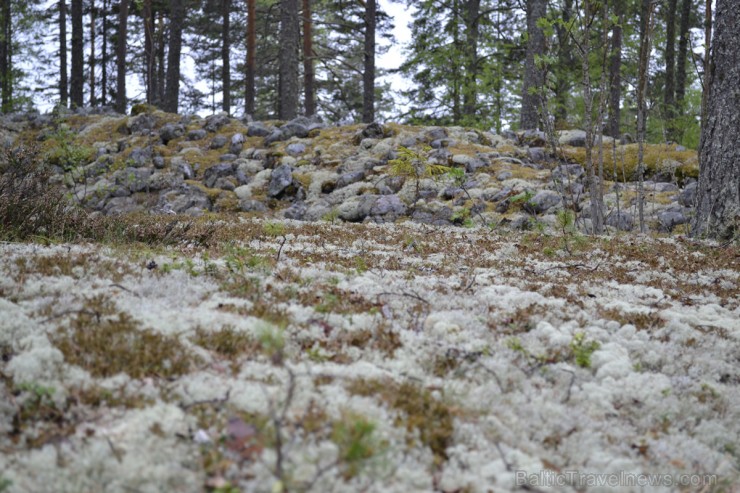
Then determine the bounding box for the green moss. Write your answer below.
[347,378,454,465]
[53,294,197,378]
[563,143,698,184]
[191,325,258,359]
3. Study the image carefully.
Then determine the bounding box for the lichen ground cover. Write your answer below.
[0,219,738,493]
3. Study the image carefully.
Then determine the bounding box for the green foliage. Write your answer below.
[331,413,383,479]
[570,332,600,368]
[43,125,94,172]
[262,221,287,238]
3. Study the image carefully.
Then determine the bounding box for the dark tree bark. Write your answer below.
[115,0,128,113]
[663,0,677,139]
[701,0,712,126]
[101,0,107,105]
[71,0,84,108]
[520,0,546,130]
[60,0,68,107]
[89,0,95,106]
[156,11,165,105]
[278,0,299,120]
[0,0,10,113]
[245,0,256,116]
[462,0,480,119]
[302,0,315,117]
[164,0,185,113]
[691,0,740,241]
[675,0,691,111]
[143,0,155,105]
[222,0,231,114]
[606,0,623,138]
[362,0,376,123]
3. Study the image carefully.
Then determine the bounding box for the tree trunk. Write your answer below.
[60,0,68,107]
[278,0,299,120]
[663,0,677,140]
[0,0,9,113]
[156,11,165,105]
[71,0,84,108]
[606,0,623,138]
[89,0,95,106]
[462,0,480,119]
[302,0,315,117]
[636,0,655,233]
[164,0,185,113]
[675,0,691,112]
[222,0,231,114]
[115,0,128,113]
[691,0,739,241]
[581,0,604,234]
[143,0,155,105]
[701,0,712,127]
[520,0,546,130]
[362,0,376,123]
[245,0,256,116]
[101,0,107,106]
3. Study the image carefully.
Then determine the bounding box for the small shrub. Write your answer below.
[570,332,600,368]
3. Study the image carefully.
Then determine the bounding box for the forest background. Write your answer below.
[0,0,712,150]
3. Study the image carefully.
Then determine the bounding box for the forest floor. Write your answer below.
[1,216,738,492]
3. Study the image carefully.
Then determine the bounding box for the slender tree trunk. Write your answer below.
[71,0,84,108]
[278,0,299,120]
[637,0,656,233]
[143,0,154,105]
[675,0,691,113]
[302,0,315,116]
[462,0,480,119]
[581,0,604,234]
[0,0,10,113]
[606,0,623,138]
[663,0,677,140]
[520,0,546,130]
[222,0,231,114]
[362,0,376,123]
[691,0,739,241]
[115,0,128,113]
[156,11,165,105]
[89,0,95,106]
[60,0,68,107]
[101,0,107,106]
[164,0,185,113]
[245,0,256,116]
[451,0,461,124]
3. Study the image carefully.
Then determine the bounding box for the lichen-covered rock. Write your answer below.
[606,210,634,231]
[523,190,561,214]
[679,181,698,207]
[157,184,212,215]
[128,146,152,167]
[230,133,245,155]
[335,170,366,189]
[210,135,228,149]
[658,208,689,232]
[187,129,207,141]
[268,164,294,198]
[203,163,235,188]
[159,123,184,144]
[203,113,231,132]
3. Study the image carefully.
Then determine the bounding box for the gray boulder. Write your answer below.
[129,113,157,134]
[128,146,152,167]
[678,182,698,207]
[606,211,634,231]
[210,135,229,149]
[187,129,207,141]
[148,171,184,191]
[523,190,561,214]
[204,113,231,132]
[335,171,366,189]
[104,196,141,216]
[159,123,184,144]
[203,163,235,188]
[240,200,268,213]
[370,195,407,219]
[157,184,212,214]
[658,208,689,232]
[247,122,271,137]
[230,133,245,155]
[286,143,306,156]
[284,201,307,220]
[268,164,294,198]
